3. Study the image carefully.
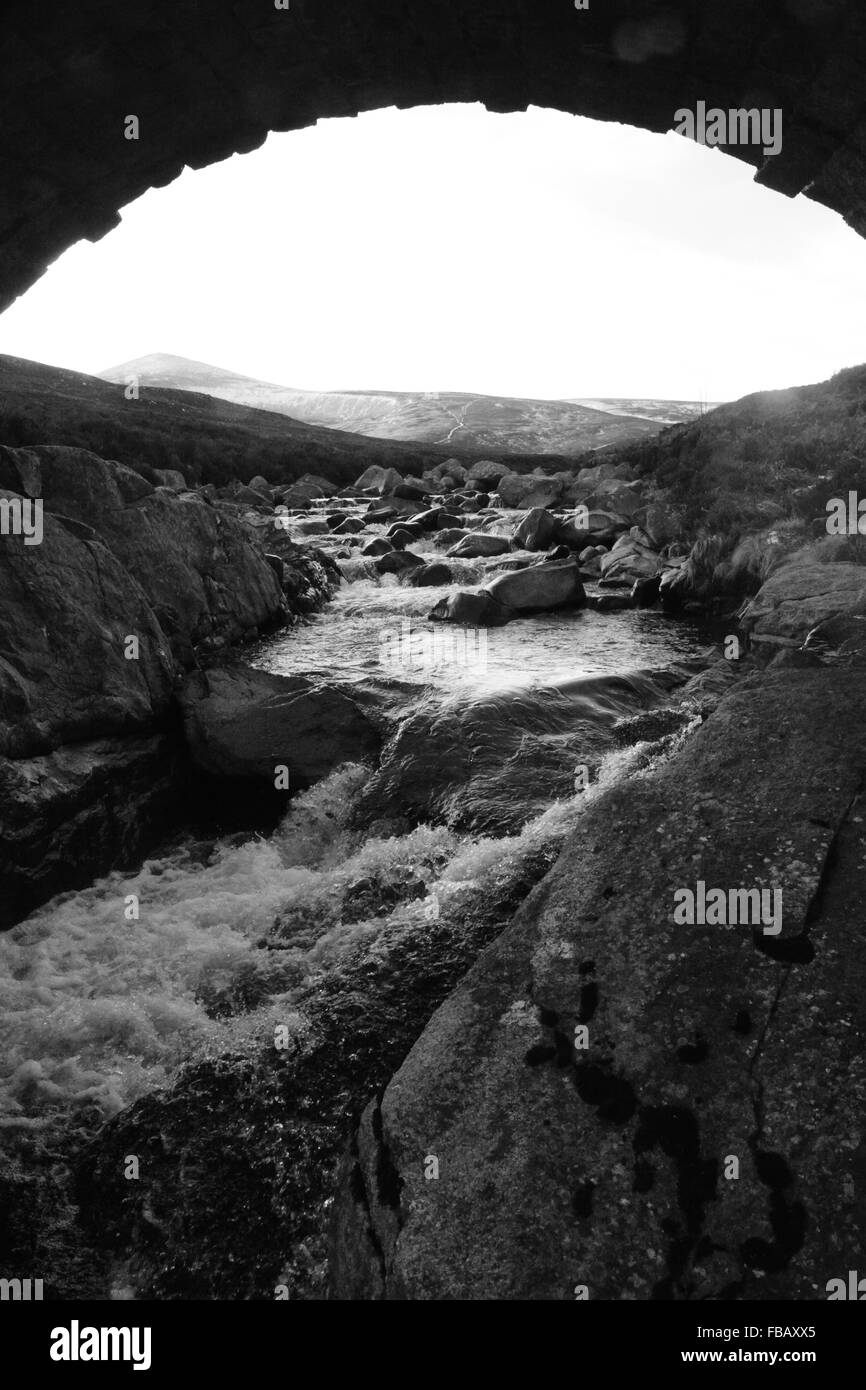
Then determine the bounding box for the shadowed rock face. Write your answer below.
[0,445,286,758]
[331,669,866,1300]
[0,445,303,926]
[3,0,866,310]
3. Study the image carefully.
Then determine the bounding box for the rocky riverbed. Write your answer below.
[2,445,866,1299]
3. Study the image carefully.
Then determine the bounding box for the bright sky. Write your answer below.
[1,102,866,403]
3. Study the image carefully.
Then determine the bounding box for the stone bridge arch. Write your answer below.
[2,0,866,312]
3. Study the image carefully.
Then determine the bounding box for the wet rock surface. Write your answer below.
[331,669,866,1299]
[0,446,338,926]
[741,559,866,660]
[179,666,381,793]
[68,848,561,1300]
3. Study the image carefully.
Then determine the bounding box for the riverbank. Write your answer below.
[3,441,866,1300]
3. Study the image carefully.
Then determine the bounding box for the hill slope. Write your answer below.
[0,354,571,489]
[98,353,695,454]
[604,363,866,534]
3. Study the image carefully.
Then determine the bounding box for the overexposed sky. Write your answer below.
[1,102,866,403]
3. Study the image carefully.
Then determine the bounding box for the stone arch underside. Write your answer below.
[2,0,866,315]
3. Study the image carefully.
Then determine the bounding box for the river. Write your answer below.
[0,506,715,1144]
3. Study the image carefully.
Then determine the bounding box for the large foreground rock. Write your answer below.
[0,498,175,759]
[431,561,585,627]
[0,736,181,928]
[0,445,294,924]
[180,666,381,792]
[485,559,585,613]
[0,445,285,668]
[332,669,866,1299]
[741,557,866,660]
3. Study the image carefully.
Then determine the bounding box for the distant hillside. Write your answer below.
[0,354,575,490]
[98,353,689,454]
[570,398,723,426]
[602,364,866,535]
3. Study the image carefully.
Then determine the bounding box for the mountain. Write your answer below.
[569,397,723,426]
[97,354,703,454]
[0,353,569,491]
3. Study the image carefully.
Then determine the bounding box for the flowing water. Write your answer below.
[0,511,715,1142]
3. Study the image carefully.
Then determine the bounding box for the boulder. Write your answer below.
[364,506,398,523]
[355,465,403,495]
[375,551,426,577]
[581,481,645,518]
[433,529,468,549]
[236,484,272,508]
[579,545,608,565]
[331,670,866,1300]
[425,459,468,488]
[409,562,453,588]
[599,534,661,582]
[0,446,285,671]
[440,459,468,485]
[740,558,866,658]
[153,468,187,491]
[468,459,508,488]
[0,735,181,929]
[411,508,444,531]
[333,517,366,535]
[0,445,295,924]
[361,537,393,558]
[429,589,510,626]
[446,533,511,559]
[180,666,380,793]
[248,475,273,501]
[485,559,586,614]
[375,495,428,518]
[559,510,631,546]
[394,482,428,502]
[497,472,564,510]
[295,472,339,497]
[388,528,418,550]
[281,487,313,510]
[0,499,175,759]
[575,461,636,488]
[512,507,558,552]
